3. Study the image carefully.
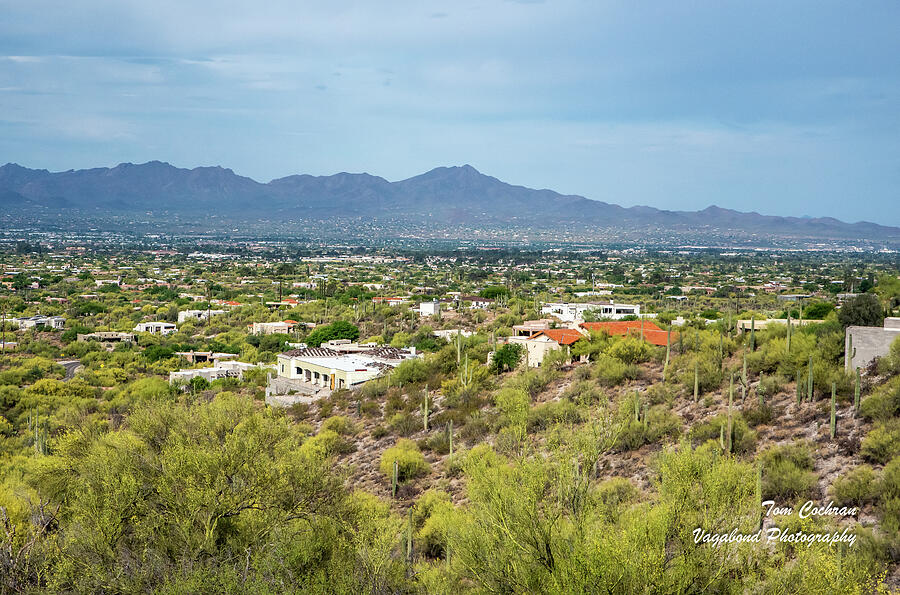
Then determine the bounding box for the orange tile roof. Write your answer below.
[529,328,584,345]
[579,320,674,347]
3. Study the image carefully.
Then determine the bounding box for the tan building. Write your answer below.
[507,328,583,368]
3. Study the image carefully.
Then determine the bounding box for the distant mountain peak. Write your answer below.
[0,161,897,243]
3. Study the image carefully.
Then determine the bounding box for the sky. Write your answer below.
[1,1,899,224]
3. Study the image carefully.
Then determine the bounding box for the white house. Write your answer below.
[541,301,641,323]
[178,309,225,323]
[134,321,178,335]
[419,300,441,317]
[169,361,267,384]
[4,315,66,330]
[267,345,419,402]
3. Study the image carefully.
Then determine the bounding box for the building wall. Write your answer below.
[845,323,900,370]
[507,335,560,368]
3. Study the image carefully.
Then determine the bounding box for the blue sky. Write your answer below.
[1,1,898,223]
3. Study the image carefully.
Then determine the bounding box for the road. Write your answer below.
[58,360,82,380]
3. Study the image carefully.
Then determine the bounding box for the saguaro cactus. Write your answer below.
[830,382,837,439]
[407,508,414,562]
[726,373,734,454]
[749,316,756,351]
[807,356,814,401]
[796,370,802,406]
[693,361,699,402]
[786,313,792,353]
[448,420,454,457]
[742,351,748,387]
[663,329,671,380]
[718,333,724,371]
[854,367,861,414]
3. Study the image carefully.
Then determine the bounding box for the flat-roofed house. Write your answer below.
[541,301,640,322]
[267,345,420,405]
[134,321,177,335]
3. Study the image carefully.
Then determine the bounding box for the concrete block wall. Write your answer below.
[845,325,900,370]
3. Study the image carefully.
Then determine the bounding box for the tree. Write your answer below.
[491,344,523,373]
[838,294,883,328]
[305,320,360,346]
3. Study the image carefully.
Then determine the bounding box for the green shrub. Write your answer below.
[859,376,900,422]
[830,465,878,507]
[759,441,817,501]
[562,380,605,406]
[594,477,639,521]
[860,419,900,464]
[387,412,419,437]
[321,415,358,436]
[526,399,582,433]
[300,429,355,457]
[690,414,757,454]
[379,438,430,482]
[593,353,629,387]
[615,404,681,451]
[606,337,652,364]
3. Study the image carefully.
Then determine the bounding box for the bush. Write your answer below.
[321,415,358,436]
[759,442,817,501]
[690,414,757,454]
[592,353,629,387]
[830,465,878,507]
[606,337,652,364]
[615,403,681,451]
[860,419,900,464]
[305,320,359,347]
[379,438,430,482]
[595,477,639,521]
[859,376,900,422]
[391,358,429,385]
[526,399,582,433]
[387,412,419,437]
[562,380,605,406]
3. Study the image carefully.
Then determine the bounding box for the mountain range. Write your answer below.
[1,161,897,244]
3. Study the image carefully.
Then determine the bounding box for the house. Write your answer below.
[845,318,900,371]
[541,301,641,322]
[248,320,299,335]
[4,315,65,330]
[736,319,822,333]
[372,296,408,307]
[134,321,177,335]
[267,345,420,404]
[433,329,473,341]
[512,319,556,337]
[460,296,495,309]
[174,351,239,365]
[418,301,441,317]
[77,331,136,350]
[177,309,226,323]
[507,328,583,367]
[579,320,671,347]
[169,361,266,384]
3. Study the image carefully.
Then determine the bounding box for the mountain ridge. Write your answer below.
[1,161,897,242]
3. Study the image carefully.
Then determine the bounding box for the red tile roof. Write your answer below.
[529,328,584,345]
[579,320,674,347]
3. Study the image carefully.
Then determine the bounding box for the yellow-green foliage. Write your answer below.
[759,441,818,501]
[860,419,900,464]
[379,438,430,482]
[830,465,879,507]
[606,336,652,364]
[860,376,900,422]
